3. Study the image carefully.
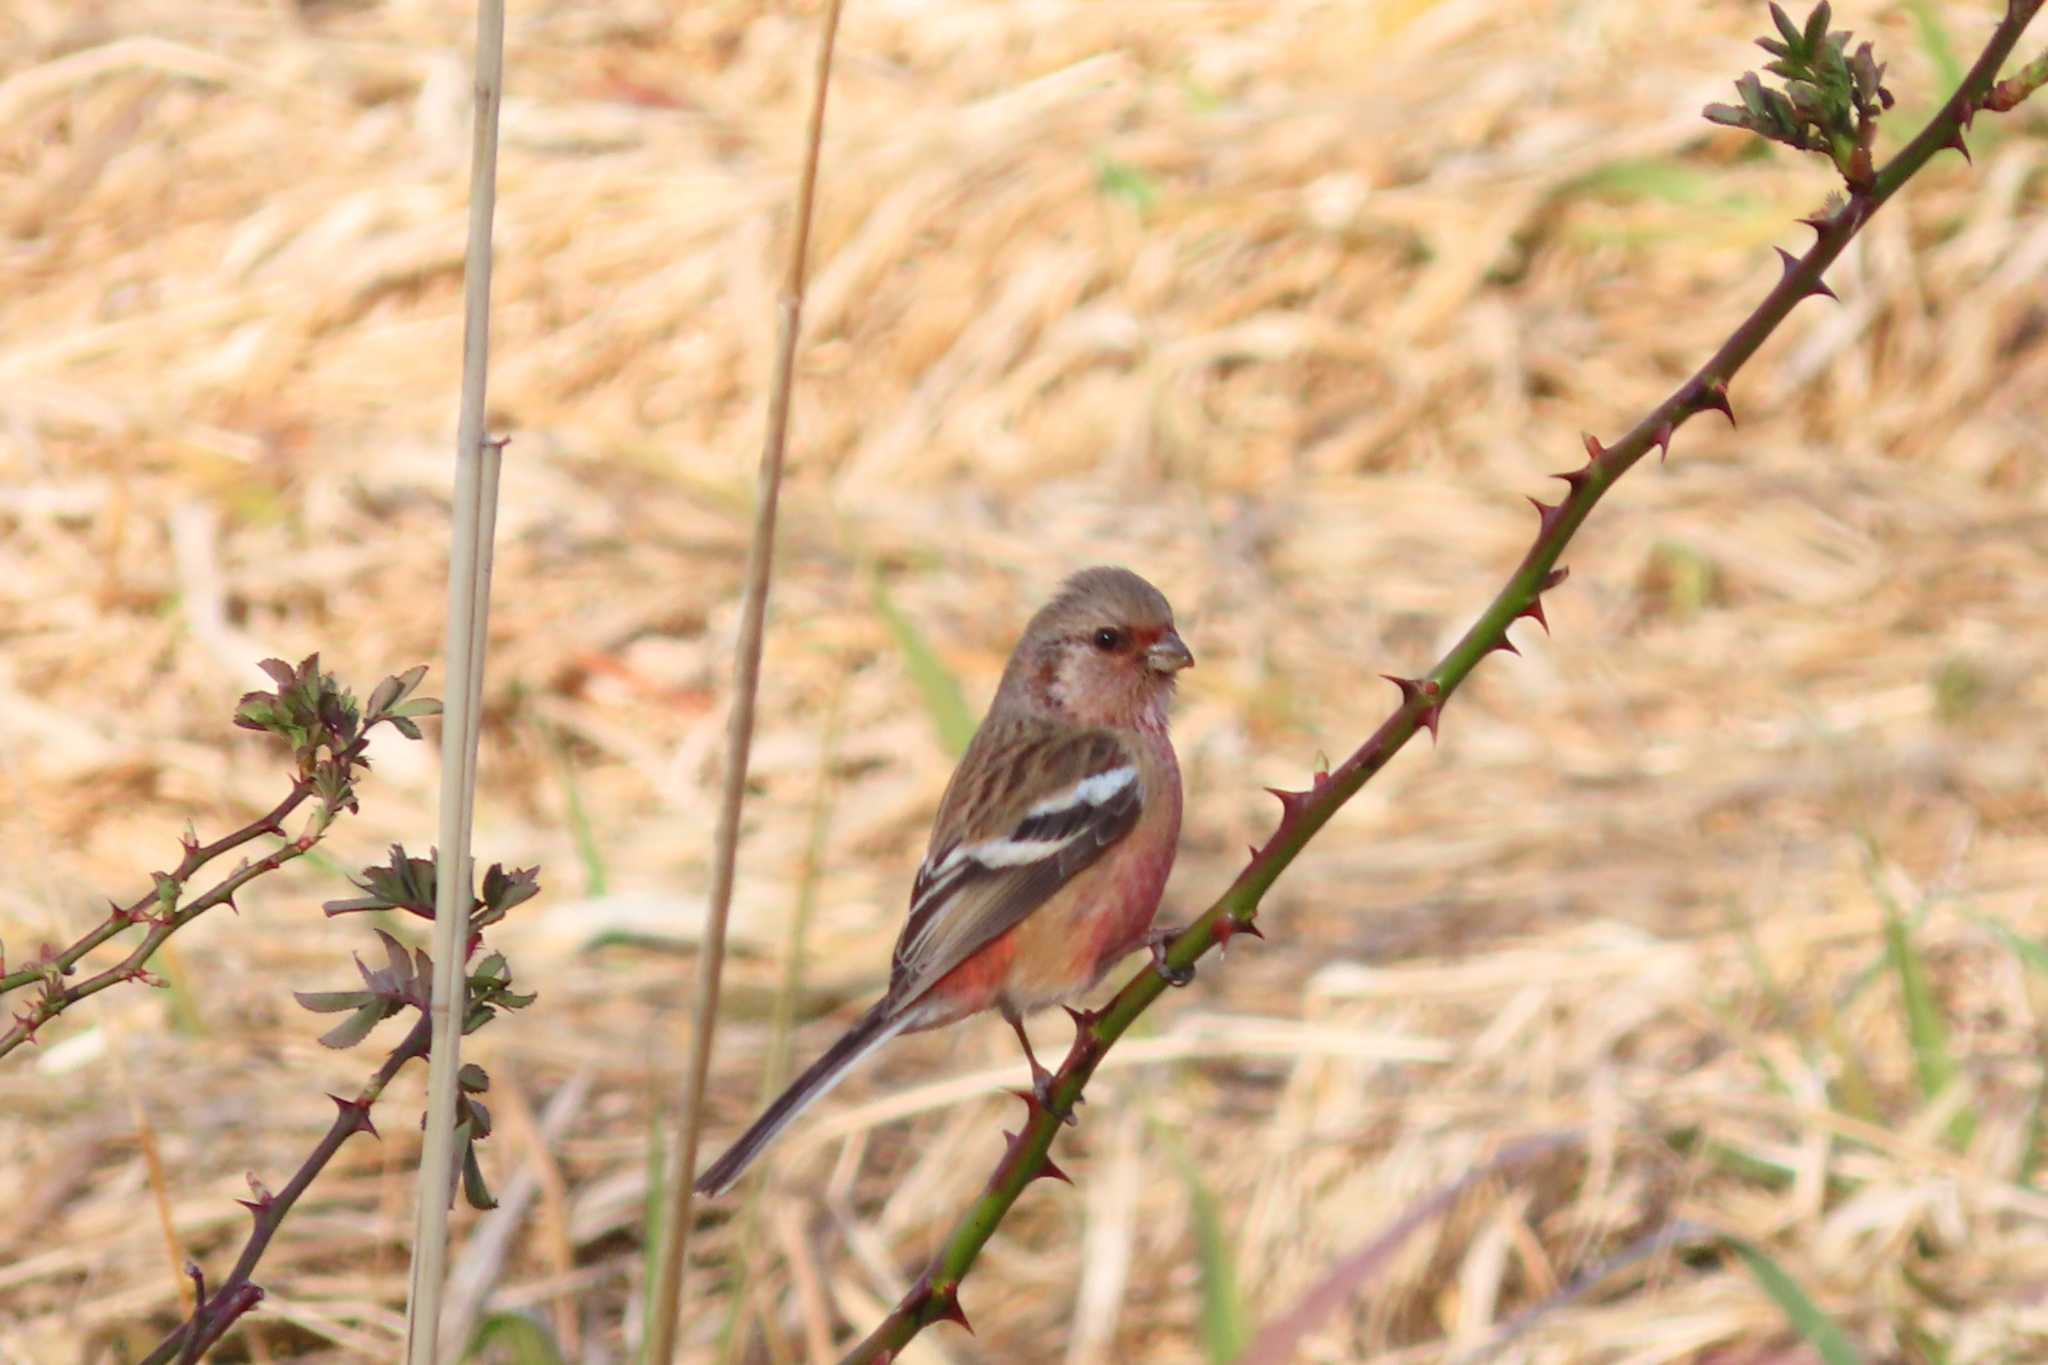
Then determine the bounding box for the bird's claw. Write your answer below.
[1148,928,1195,987]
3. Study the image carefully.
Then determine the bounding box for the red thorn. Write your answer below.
[1549,467,1590,493]
[934,1292,973,1334]
[1542,567,1569,591]
[1582,432,1604,462]
[330,1094,379,1139]
[1516,596,1550,635]
[1214,916,1266,952]
[1692,381,1735,427]
[1062,1004,1099,1032]
[1382,676,1445,741]
[1652,422,1673,462]
[1944,128,1971,163]
[235,1198,270,1218]
[1037,1154,1074,1185]
[1795,212,1831,236]
[1775,245,1837,302]
[1490,635,1520,657]
[1264,786,1312,820]
[1381,674,1428,707]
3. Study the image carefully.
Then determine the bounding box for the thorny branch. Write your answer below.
[135,848,539,1361]
[837,3,2046,1358]
[139,1017,432,1365]
[0,658,440,1060]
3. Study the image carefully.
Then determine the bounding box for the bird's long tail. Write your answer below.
[693,999,910,1197]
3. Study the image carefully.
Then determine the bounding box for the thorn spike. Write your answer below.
[1945,129,1971,163]
[1039,1154,1074,1185]
[1214,916,1267,952]
[1653,422,1674,462]
[1419,704,1443,742]
[1265,785,1313,820]
[1582,432,1604,462]
[1543,567,1570,591]
[1693,381,1736,427]
[935,1293,973,1334]
[1381,674,1427,706]
[1517,597,1550,635]
[1491,635,1520,657]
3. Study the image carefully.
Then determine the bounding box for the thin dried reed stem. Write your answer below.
[644,0,848,1358]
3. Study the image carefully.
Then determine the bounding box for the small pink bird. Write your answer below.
[696,567,1192,1196]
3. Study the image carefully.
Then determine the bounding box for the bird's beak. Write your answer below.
[1146,631,1194,674]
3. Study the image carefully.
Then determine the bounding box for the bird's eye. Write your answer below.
[1092,627,1124,652]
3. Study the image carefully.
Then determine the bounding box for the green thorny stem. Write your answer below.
[0,660,438,1060]
[838,5,2046,1360]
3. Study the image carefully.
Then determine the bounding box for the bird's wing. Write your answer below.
[889,719,1142,1005]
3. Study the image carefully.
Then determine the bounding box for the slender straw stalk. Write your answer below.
[404,1,507,1358]
[643,1,847,1358]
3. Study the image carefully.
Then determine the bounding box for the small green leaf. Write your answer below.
[318,1001,391,1050]
[294,989,374,1014]
[462,1127,498,1210]
[1802,1,1832,54]
[1770,2,1803,50]
[1729,1239,1862,1365]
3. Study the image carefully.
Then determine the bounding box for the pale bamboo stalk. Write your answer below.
[404,0,507,1359]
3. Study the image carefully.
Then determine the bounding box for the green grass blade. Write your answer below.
[1905,0,1964,92]
[640,1109,667,1362]
[1882,896,1956,1103]
[1159,1128,1249,1363]
[1729,1239,1862,1365]
[541,717,609,897]
[464,1311,568,1364]
[871,574,975,756]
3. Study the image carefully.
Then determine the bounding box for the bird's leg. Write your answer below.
[999,1001,1072,1120]
[1146,925,1195,987]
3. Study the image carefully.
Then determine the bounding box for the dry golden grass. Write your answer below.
[3,0,2047,1360]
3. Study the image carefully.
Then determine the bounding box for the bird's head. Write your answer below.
[1002,566,1193,730]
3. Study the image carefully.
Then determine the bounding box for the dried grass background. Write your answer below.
[3,0,2047,1360]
